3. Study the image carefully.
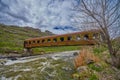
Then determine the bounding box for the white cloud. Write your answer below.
[0,0,78,34]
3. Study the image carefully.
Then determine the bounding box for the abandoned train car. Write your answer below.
[24,29,101,48]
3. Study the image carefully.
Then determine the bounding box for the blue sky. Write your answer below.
[0,0,80,34]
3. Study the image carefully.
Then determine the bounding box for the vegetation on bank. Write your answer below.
[32,46,81,54]
[73,47,120,80]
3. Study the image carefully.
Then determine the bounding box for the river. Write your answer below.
[0,50,79,80]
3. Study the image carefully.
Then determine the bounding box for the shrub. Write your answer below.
[88,64,103,72]
[74,49,100,68]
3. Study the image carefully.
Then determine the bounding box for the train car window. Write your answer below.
[60,37,64,42]
[29,41,31,44]
[47,39,51,42]
[33,41,35,43]
[53,38,57,42]
[76,36,81,40]
[42,39,45,43]
[84,34,89,40]
[37,40,40,43]
[93,33,98,39]
[67,36,72,41]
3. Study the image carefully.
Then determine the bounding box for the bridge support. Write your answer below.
[23,48,33,56]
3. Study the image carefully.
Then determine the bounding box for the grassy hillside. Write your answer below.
[0,24,53,53]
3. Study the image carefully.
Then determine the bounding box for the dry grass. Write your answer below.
[74,49,100,68]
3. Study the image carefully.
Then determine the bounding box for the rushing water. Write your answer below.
[0,51,79,80]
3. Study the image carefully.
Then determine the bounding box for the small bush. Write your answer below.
[74,49,100,68]
[88,64,103,72]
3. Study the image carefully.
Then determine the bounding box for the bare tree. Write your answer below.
[73,0,120,67]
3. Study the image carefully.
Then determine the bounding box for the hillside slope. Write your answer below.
[0,24,53,53]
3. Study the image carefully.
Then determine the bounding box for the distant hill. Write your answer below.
[0,24,54,53]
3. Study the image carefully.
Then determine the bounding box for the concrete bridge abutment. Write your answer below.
[23,48,33,56]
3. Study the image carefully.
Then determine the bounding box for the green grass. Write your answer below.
[93,45,107,55]
[32,46,81,54]
[88,64,103,72]
[89,73,99,80]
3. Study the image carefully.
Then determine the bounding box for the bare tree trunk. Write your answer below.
[111,55,120,68]
[106,34,120,67]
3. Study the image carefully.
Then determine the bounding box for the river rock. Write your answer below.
[73,52,79,56]
[7,57,17,60]
[77,66,88,73]
[0,59,7,65]
[62,66,72,71]
[86,59,94,64]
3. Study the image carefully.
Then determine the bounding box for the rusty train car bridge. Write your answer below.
[24,29,101,54]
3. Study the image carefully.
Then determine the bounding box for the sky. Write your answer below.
[0,0,80,34]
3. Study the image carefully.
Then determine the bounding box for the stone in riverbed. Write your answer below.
[86,59,94,64]
[7,56,17,60]
[73,52,79,56]
[77,66,88,73]
[62,66,72,71]
[0,59,7,65]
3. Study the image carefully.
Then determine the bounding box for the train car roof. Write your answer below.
[25,29,101,41]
